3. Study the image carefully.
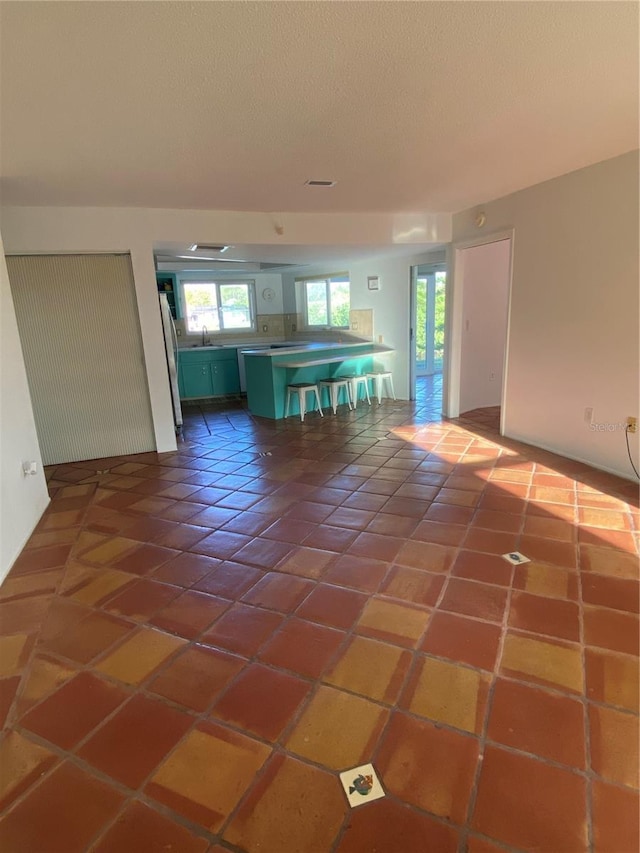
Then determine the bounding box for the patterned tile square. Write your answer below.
[145,721,271,832]
[286,685,388,771]
[78,693,193,788]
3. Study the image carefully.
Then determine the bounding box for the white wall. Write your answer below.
[0,206,451,453]
[452,150,639,479]
[458,239,511,413]
[0,231,49,580]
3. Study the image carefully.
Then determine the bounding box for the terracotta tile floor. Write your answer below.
[1,380,639,852]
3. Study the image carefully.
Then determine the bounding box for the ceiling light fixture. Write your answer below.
[305,180,336,187]
[188,244,230,252]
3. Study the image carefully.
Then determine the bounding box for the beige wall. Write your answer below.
[452,150,639,478]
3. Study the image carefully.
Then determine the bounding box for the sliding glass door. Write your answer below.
[415,270,446,376]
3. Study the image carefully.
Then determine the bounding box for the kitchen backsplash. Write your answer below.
[176,311,374,347]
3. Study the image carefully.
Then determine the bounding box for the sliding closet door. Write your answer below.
[6,253,155,465]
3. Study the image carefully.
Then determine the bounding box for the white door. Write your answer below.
[6,253,155,465]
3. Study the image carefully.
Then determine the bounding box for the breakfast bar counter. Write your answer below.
[243,341,394,419]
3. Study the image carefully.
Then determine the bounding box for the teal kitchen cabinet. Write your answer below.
[157,273,179,319]
[181,360,214,398]
[178,348,240,400]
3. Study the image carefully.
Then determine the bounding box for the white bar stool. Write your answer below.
[344,374,371,407]
[285,382,324,422]
[367,371,396,403]
[319,377,353,414]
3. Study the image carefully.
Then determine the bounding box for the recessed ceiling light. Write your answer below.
[305,180,336,187]
[188,244,230,252]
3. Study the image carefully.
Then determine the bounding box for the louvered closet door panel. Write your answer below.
[6,254,155,465]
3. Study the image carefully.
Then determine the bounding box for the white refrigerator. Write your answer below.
[159,293,183,432]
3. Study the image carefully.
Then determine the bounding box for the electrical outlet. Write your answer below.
[584,407,594,424]
[489,371,496,381]
[627,416,638,434]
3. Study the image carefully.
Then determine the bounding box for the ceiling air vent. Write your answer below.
[305,180,336,187]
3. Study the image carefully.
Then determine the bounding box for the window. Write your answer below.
[180,281,256,333]
[302,274,350,328]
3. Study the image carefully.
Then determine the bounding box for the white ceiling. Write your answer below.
[153,241,445,272]
[0,1,637,214]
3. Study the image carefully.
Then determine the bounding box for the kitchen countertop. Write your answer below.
[241,341,376,357]
[177,339,314,353]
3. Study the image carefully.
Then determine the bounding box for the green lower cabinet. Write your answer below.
[178,349,240,400]
[213,359,241,395]
[180,362,214,398]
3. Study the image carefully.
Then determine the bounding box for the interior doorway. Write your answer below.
[410,264,446,402]
[445,234,513,431]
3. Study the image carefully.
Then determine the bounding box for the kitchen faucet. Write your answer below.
[202,325,209,346]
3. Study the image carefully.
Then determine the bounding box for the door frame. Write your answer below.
[444,229,515,435]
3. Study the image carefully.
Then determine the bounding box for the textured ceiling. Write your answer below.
[1,1,638,213]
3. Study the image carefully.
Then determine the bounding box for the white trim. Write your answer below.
[504,432,637,483]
